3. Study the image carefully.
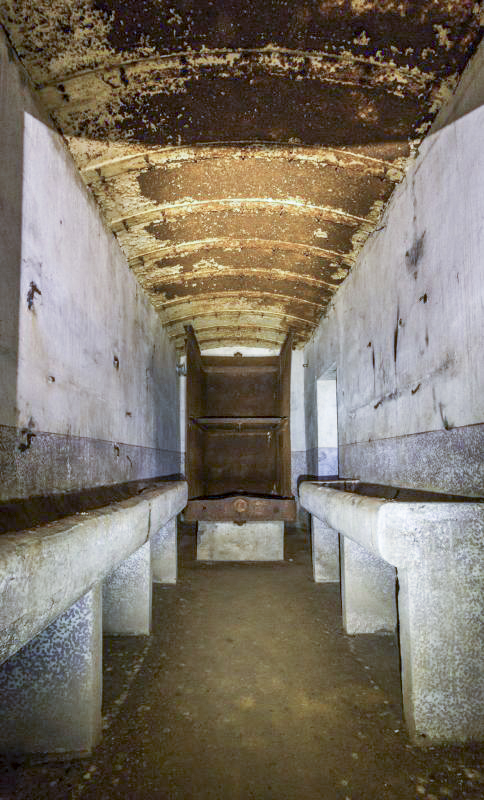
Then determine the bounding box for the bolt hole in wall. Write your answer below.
[316,368,338,478]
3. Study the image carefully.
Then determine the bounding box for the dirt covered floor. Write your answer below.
[1,523,483,799]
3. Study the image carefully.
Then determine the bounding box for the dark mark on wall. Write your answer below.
[405,231,425,278]
[18,429,36,452]
[419,293,428,303]
[113,355,120,369]
[47,375,55,383]
[411,383,421,395]
[372,348,375,371]
[368,225,386,238]
[373,386,400,409]
[439,402,453,431]
[393,307,400,364]
[425,328,429,346]
[114,444,120,456]
[126,411,132,417]
[26,281,41,310]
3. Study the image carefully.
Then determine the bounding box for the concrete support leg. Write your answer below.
[151,516,177,584]
[103,541,151,635]
[197,521,284,561]
[397,564,484,743]
[0,586,102,756]
[311,515,340,582]
[340,536,397,634]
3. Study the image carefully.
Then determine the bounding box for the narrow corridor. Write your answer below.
[3,526,483,800]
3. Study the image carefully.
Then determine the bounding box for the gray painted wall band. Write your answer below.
[340,422,484,496]
[0,425,183,502]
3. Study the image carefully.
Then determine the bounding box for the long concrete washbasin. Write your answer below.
[300,480,484,745]
[0,481,187,666]
[0,480,188,756]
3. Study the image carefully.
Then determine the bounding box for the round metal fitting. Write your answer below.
[233,497,248,513]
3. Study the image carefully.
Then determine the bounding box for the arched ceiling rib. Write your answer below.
[1,1,481,352]
[163,309,315,343]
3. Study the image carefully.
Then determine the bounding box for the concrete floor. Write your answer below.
[1,523,483,799]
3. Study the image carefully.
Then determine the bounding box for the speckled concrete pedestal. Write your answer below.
[197,521,284,561]
[0,586,102,756]
[340,536,397,634]
[311,515,340,582]
[398,552,484,743]
[151,517,177,584]
[103,541,152,635]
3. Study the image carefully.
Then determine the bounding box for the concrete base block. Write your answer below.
[103,541,151,635]
[311,515,340,582]
[398,564,484,743]
[197,521,284,561]
[151,517,177,584]
[0,586,102,756]
[340,537,397,634]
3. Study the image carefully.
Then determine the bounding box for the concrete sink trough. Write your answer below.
[300,480,484,744]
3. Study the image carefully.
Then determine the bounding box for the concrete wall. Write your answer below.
[0,29,181,501]
[304,42,484,496]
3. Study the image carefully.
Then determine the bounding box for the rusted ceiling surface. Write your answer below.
[1,1,481,351]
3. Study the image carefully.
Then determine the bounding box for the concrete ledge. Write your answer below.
[0,481,187,665]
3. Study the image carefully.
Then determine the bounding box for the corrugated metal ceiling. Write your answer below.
[1,1,481,352]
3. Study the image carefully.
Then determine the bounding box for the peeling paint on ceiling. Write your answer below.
[0,1,481,351]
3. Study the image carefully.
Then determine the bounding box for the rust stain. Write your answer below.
[129,237,347,267]
[111,200,368,234]
[156,290,329,311]
[169,324,294,342]
[142,266,339,292]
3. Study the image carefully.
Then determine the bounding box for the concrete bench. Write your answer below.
[300,480,484,744]
[0,480,187,756]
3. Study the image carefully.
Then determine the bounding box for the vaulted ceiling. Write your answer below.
[1,1,481,352]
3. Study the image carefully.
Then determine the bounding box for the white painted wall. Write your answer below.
[0,37,49,428]
[317,379,338,450]
[16,112,178,450]
[0,30,180,498]
[304,41,484,494]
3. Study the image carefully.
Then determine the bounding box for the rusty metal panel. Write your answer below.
[184,328,294,503]
[203,356,279,418]
[202,430,278,496]
[184,495,296,523]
